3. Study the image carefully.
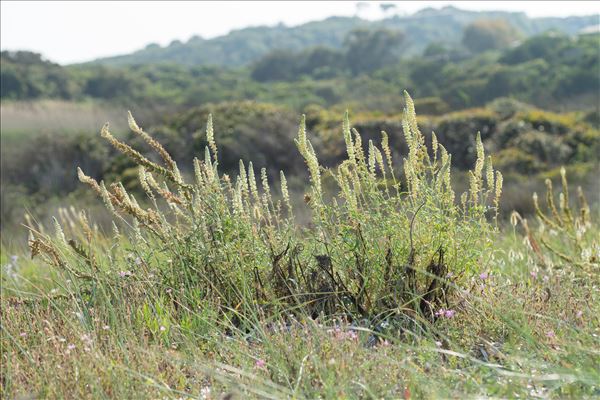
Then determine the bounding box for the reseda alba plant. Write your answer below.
[511,167,598,273]
[29,92,502,327]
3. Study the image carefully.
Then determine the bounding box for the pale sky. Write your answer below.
[1,1,598,65]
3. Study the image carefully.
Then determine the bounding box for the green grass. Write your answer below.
[2,93,599,399]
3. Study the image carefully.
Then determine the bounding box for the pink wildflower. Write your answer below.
[435,308,456,318]
[479,272,489,280]
[255,359,266,369]
[545,330,555,338]
[347,330,359,341]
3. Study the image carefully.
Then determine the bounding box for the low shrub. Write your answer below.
[27,92,503,332]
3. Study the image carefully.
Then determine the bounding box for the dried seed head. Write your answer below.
[52,216,66,244]
[248,162,260,203]
[374,146,385,179]
[494,170,503,206]
[381,131,394,173]
[510,211,520,227]
[431,131,438,162]
[206,114,217,162]
[295,114,308,156]
[280,171,292,214]
[352,128,364,164]
[343,110,355,164]
[368,140,376,176]
[99,181,115,212]
[474,132,484,182]
[486,156,494,191]
[127,111,177,172]
[468,170,479,204]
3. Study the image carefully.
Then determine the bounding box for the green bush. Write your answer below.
[28,92,502,328]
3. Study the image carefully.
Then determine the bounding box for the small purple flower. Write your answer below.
[435,308,456,318]
[545,330,555,338]
[479,272,489,280]
[347,330,359,341]
[65,343,76,355]
[444,309,456,318]
[19,332,27,337]
[530,271,538,279]
[576,310,583,318]
[255,359,266,369]
[118,271,132,278]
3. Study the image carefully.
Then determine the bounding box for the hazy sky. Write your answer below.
[1,1,598,64]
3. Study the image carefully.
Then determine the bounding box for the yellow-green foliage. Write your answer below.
[28,92,502,324]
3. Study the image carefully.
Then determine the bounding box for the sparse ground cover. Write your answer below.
[1,93,599,399]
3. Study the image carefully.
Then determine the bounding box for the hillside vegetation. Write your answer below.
[2,30,598,112]
[89,7,597,67]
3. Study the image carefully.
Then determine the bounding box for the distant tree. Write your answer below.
[0,51,76,99]
[380,3,397,15]
[187,35,204,44]
[462,19,520,53]
[1,50,46,65]
[251,46,346,82]
[300,47,344,76]
[250,50,298,81]
[344,28,405,75]
[83,67,144,99]
[0,67,26,99]
[144,43,161,50]
[500,32,567,64]
[423,43,448,58]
